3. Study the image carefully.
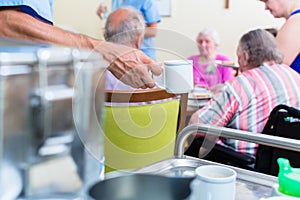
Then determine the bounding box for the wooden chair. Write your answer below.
[103,88,188,172]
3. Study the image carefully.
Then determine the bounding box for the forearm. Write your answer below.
[0,9,101,49]
[0,8,161,89]
[144,23,158,38]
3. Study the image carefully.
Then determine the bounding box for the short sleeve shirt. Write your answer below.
[0,0,53,24]
[194,63,300,155]
[111,0,161,60]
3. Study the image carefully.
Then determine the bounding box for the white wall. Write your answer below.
[53,0,105,39]
[53,0,284,62]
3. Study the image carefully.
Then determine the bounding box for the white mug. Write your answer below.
[189,165,237,200]
[156,60,193,94]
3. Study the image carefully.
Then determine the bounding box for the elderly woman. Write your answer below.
[188,28,234,89]
[185,29,300,158]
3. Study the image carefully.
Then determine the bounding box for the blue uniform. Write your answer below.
[112,0,161,60]
[0,0,53,24]
[289,9,300,74]
[290,55,300,74]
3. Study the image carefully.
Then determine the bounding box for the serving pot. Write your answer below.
[0,37,107,199]
[89,174,194,200]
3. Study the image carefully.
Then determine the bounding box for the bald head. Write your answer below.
[104,6,145,48]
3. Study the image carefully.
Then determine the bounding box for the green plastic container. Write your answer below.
[277,158,300,198]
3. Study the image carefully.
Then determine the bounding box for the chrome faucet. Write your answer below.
[175,124,300,158]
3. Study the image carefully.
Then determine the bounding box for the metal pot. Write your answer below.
[0,37,107,199]
[89,174,193,200]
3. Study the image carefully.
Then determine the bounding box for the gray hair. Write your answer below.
[197,28,220,46]
[104,6,145,47]
[238,29,283,66]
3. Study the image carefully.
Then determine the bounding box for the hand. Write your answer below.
[96,4,107,20]
[199,146,208,156]
[188,132,219,159]
[208,83,224,95]
[96,42,162,89]
[194,77,208,90]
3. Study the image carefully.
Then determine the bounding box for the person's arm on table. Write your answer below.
[0,8,162,88]
[188,87,238,154]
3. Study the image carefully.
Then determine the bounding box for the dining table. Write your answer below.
[186,90,212,122]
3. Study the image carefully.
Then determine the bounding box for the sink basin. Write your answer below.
[89,174,193,200]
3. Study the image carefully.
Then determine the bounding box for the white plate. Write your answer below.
[215,60,239,69]
[188,92,212,100]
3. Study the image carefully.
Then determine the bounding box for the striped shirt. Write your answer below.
[193,62,300,155]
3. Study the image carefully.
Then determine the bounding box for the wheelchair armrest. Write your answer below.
[212,144,256,168]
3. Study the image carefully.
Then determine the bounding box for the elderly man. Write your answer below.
[185,29,300,158]
[104,6,146,90]
[97,0,161,61]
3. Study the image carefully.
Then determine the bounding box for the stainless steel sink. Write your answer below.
[133,157,278,200]
[103,123,291,200]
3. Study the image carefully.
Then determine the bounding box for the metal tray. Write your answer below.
[134,157,278,200]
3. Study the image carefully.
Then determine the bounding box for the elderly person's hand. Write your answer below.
[96,42,162,89]
[188,111,220,157]
[208,83,225,95]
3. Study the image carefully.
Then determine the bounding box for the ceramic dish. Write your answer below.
[188,92,212,100]
[215,60,239,69]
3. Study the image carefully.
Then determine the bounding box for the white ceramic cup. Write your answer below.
[156,60,193,94]
[189,165,237,200]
